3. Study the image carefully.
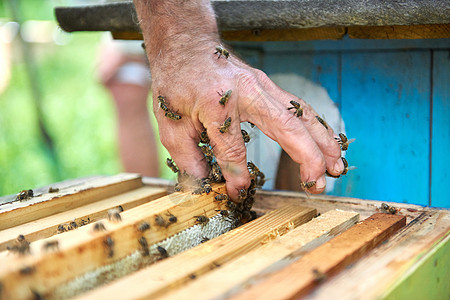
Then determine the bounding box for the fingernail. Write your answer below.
[333,158,344,174]
[316,175,326,190]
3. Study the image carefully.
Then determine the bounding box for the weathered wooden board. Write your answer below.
[0,184,229,300]
[303,210,450,300]
[0,173,143,230]
[0,186,166,251]
[231,213,406,300]
[160,209,359,300]
[76,205,316,300]
[348,24,450,39]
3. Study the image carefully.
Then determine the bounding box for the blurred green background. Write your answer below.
[0,0,173,196]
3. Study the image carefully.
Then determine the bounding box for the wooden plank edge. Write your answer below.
[0,184,230,300]
[303,210,450,300]
[160,209,359,300]
[382,232,450,300]
[0,173,143,230]
[0,186,167,251]
[230,213,407,300]
[75,205,316,300]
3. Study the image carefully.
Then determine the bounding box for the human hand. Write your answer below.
[134,0,344,200]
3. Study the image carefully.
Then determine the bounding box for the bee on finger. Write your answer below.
[214,46,229,59]
[238,188,248,201]
[287,100,303,117]
[165,111,182,121]
[241,129,251,143]
[166,158,179,174]
[335,133,355,151]
[219,117,232,134]
[315,116,329,130]
[218,89,232,106]
[209,162,224,182]
[199,131,210,144]
[301,181,316,191]
[158,95,169,112]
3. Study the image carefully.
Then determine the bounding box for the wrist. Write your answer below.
[134,0,220,67]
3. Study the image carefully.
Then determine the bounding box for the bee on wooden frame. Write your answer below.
[42,240,59,252]
[157,245,169,259]
[92,222,107,233]
[108,209,122,223]
[137,222,151,232]
[193,211,209,225]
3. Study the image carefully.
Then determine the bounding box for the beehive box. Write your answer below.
[0,174,448,299]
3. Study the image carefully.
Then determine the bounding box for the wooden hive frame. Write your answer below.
[0,174,448,300]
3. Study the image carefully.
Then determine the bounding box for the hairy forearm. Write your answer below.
[133,0,220,68]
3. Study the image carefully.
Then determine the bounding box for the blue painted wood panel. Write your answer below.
[233,40,449,207]
[431,50,450,208]
[338,51,431,205]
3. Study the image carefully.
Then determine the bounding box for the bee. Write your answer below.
[200,131,210,144]
[138,237,149,256]
[325,170,340,178]
[247,161,260,176]
[157,245,169,259]
[57,224,66,233]
[8,234,31,256]
[226,200,237,210]
[201,145,215,164]
[381,203,397,214]
[158,95,169,112]
[200,178,212,194]
[238,188,248,201]
[312,268,327,283]
[48,187,59,193]
[214,193,230,202]
[155,214,168,228]
[192,187,205,195]
[68,221,78,230]
[137,222,151,232]
[174,182,184,192]
[241,129,250,143]
[243,197,255,211]
[16,189,33,201]
[218,89,232,106]
[194,213,209,225]
[108,209,122,223]
[239,210,253,224]
[189,274,197,280]
[219,117,232,134]
[104,236,114,258]
[80,217,91,226]
[287,100,303,117]
[214,46,229,59]
[92,222,107,232]
[116,205,124,213]
[248,122,255,128]
[341,157,349,175]
[165,111,182,121]
[335,133,355,151]
[42,240,59,252]
[301,181,316,191]
[19,266,35,275]
[209,163,224,182]
[166,211,178,224]
[316,116,329,130]
[166,158,180,174]
[216,209,230,218]
[200,236,210,243]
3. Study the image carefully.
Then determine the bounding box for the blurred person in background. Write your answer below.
[97,36,159,177]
